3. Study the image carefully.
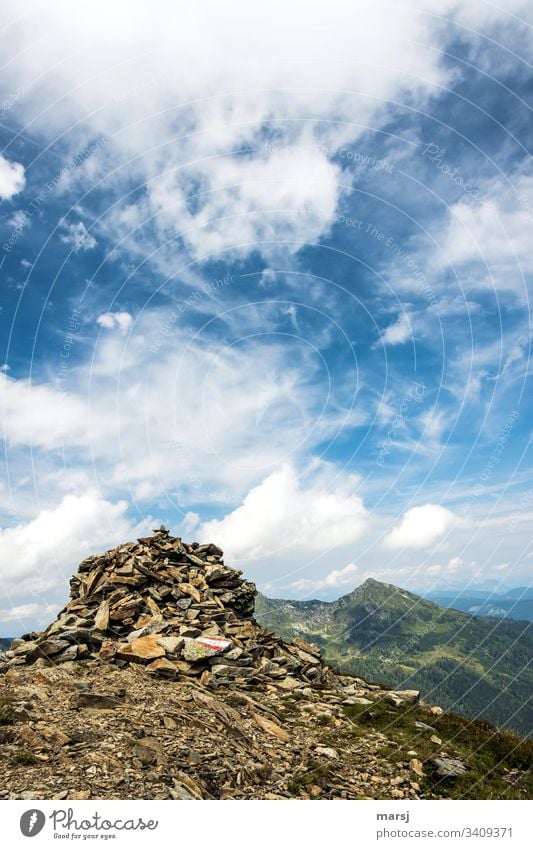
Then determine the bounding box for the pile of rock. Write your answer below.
[2,528,335,691]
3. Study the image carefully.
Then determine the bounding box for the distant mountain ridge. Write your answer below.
[256,578,533,736]
[423,588,533,622]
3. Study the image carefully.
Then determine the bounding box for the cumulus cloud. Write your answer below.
[0,372,93,451]
[381,312,412,345]
[429,167,533,299]
[59,220,96,252]
[96,312,133,334]
[383,504,459,549]
[0,491,145,606]
[200,463,368,560]
[0,0,457,264]
[290,562,358,595]
[0,154,25,199]
[425,556,463,577]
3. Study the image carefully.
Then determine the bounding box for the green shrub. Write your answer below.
[13,750,38,765]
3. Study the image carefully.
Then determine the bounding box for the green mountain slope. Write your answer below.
[256,579,533,737]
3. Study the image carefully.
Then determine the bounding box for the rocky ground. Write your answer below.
[1,529,531,800]
[0,661,430,800]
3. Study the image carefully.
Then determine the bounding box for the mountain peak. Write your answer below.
[349,576,414,599]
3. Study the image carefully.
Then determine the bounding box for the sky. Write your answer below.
[0,0,532,635]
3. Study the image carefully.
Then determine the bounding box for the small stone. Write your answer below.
[179,583,202,603]
[132,743,156,767]
[294,648,320,665]
[18,724,42,748]
[12,641,39,656]
[410,758,425,777]
[315,746,339,759]
[169,782,196,800]
[26,640,70,661]
[253,713,291,741]
[431,757,468,778]
[98,640,117,662]
[276,677,300,691]
[383,694,404,707]
[94,600,110,630]
[392,690,420,703]
[414,721,437,732]
[155,636,184,654]
[127,635,167,660]
[53,645,79,663]
[38,726,70,747]
[210,664,230,677]
[76,692,123,709]
[67,789,91,800]
[146,658,179,678]
[225,647,243,661]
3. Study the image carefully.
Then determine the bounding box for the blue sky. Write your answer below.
[0,0,532,635]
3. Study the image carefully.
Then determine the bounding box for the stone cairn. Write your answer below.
[3,527,335,691]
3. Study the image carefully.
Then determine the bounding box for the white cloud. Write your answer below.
[0,313,360,505]
[418,408,447,443]
[0,154,25,199]
[447,556,462,573]
[200,463,368,560]
[0,602,58,630]
[183,511,200,534]
[0,372,94,451]
[381,312,412,345]
[0,492,143,595]
[60,220,96,252]
[290,562,358,594]
[1,1,526,272]
[96,312,133,334]
[7,210,29,231]
[383,503,459,549]
[432,169,533,299]
[0,0,456,263]
[425,556,462,578]
[149,146,346,262]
